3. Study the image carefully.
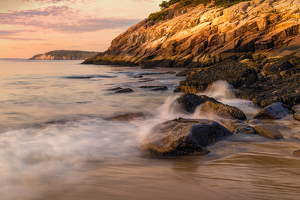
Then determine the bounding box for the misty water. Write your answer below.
[0,60,300,200]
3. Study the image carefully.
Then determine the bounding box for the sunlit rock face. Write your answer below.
[84,0,300,67]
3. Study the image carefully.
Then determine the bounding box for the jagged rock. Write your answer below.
[225,120,255,134]
[140,118,232,156]
[175,93,217,113]
[253,102,289,119]
[106,112,146,121]
[83,0,300,68]
[262,60,294,76]
[200,101,247,120]
[253,124,284,139]
[114,88,134,93]
[179,60,257,93]
[247,119,263,125]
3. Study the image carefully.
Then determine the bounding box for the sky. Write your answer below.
[0,0,162,58]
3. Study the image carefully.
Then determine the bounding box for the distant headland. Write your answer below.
[29,50,99,60]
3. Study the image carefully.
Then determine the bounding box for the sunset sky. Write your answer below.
[0,0,161,58]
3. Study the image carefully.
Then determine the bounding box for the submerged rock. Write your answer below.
[225,120,255,134]
[106,112,146,121]
[114,88,134,93]
[293,149,300,157]
[107,87,122,91]
[200,101,247,120]
[140,118,232,156]
[150,86,168,91]
[253,102,289,119]
[247,119,263,126]
[173,86,182,93]
[175,93,217,113]
[253,124,284,139]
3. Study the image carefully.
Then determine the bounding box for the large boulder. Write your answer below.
[200,101,247,120]
[175,93,217,113]
[140,118,232,156]
[225,120,255,134]
[179,60,257,93]
[253,124,284,139]
[253,102,289,119]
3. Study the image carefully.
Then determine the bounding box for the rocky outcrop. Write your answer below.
[83,0,300,67]
[30,50,99,60]
[179,60,257,93]
[140,118,232,156]
[200,100,247,120]
[253,102,289,119]
[114,88,134,93]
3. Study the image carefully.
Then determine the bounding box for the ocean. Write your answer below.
[0,59,300,200]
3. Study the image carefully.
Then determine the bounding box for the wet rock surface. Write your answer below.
[179,60,257,93]
[253,124,284,139]
[106,112,146,121]
[225,120,255,134]
[140,118,232,156]
[253,102,289,119]
[175,93,218,113]
[200,101,247,120]
[114,88,134,93]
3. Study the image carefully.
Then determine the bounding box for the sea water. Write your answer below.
[0,59,300,200]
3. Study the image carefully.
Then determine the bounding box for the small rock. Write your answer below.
[253,124,284,139]
[293,149,300,157]
[292,105,300,113]
[151,86,168,91]
[225,120,255,134]
[254,102,289,119]
[141,65,156,69]
[114,88,134,93]
[200,101,247,120]
[106,112,146,121]
[247,119,263,125]
[140,118,232,156]
[173,86,182,93]
[107,87,122,91]
[294,113,300,121]
[165,71,176,74]
[133,75,143,78]
[139,85,164,88]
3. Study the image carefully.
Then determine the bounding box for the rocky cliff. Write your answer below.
[83,0,300,67]
[30,50,99,60]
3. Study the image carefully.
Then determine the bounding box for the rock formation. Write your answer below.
[30,50,99,60]
[83,0,300,67]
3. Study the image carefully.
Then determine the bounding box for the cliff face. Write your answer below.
[29,50,99,60]
[84,0,300,67]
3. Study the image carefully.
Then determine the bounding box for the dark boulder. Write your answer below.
[173,86,182,93]
[253,124,284,139]
[114,88,134,93]
[292,105,300,113]
[200,101,247,120]
[175,93,218,113]
[294,113,300,121]
[179,60,257,93]
[262,60,294,76]
[225,120,255,134]
[140,118,232,156]
[253,102,289,119]
[106,112,146,121]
